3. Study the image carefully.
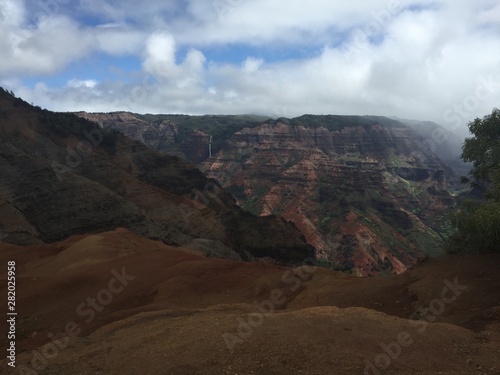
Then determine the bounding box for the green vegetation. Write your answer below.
[316,258,353,273]
[400,178,425,197]
[36,109,123,155]
[138,113,409,163]
[282,149,301,169]
[408,228,444,257]
[388,149,401,166]
[241,185,268,215]
[445,108,500,254]
[1,87,122,153]
[136,114,267,157]
[289,114,406,131]
[226,184,247,201]
[39,110,100,137]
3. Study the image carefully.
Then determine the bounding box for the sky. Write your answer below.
[0,0,499,134]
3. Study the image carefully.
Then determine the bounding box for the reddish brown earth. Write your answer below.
[0,229,499,375]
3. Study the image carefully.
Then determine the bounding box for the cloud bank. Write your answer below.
[1,0,499,133]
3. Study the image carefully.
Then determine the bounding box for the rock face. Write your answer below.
[78,112,269,162]
[77,112,464,276]
[0,89,314,265]
[200,117,458,275]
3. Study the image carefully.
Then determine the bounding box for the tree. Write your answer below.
[462,108,500,188]
[446,108,500,254]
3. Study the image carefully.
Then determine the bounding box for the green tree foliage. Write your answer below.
[446,108,500,254]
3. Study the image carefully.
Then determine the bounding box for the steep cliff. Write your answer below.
[200,117,458,275]
[77,112,464,275]
[0,89,313,264]
[77,112,268,161]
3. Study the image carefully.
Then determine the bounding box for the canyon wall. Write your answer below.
[77,112,463,275]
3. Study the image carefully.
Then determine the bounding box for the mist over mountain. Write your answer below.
[396,118,471,180]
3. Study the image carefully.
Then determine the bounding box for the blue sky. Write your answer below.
[1,0,499,134]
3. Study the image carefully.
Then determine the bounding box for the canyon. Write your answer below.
[79,112,467,275]
[1,88,498,375]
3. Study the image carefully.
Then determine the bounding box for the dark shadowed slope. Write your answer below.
[0,88,313,264]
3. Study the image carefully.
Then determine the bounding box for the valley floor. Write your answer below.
[0,229,499,375]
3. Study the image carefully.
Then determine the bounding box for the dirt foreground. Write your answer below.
[0,229,499,375]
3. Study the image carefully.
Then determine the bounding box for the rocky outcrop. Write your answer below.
[0,89,313,265]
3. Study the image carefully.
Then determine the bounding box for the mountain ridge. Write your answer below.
[78,111,466,275]
[0,87,313,265]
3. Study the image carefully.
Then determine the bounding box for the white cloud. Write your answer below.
[93,24,146,55]
[0,0,25,26]
[67,79,98,88]
[141,33,206,92]
[143,33,178,78]
[242,58,264,73]
[1,0,499,134]
[0,14,95,76]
